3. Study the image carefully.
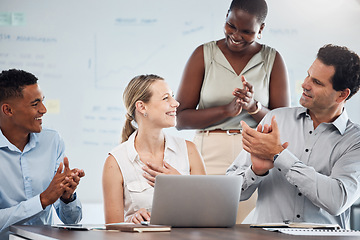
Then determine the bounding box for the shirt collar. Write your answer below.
[126,130,177,163]
[164,131,177,153]
[213,44,265,75]
[24,132,39,152]
[0,129,38,152]
[0,128,12,149]
[126,131,138,163]
[296,107,309,119]
[296,106,348,135]
[331,108,348,135]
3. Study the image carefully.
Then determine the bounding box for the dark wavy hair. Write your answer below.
[0,69,38,103]
[229,0,268,23]
[317,44,360,100]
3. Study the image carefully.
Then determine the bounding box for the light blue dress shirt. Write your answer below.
[0,128,82,238]
[227,107,360,229]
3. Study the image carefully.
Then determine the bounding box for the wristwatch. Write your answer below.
[273,153,280,162]
[60,192,77,204]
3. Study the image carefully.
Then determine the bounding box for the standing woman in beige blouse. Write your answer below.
[176,0,290,223]
[103,74,205,224]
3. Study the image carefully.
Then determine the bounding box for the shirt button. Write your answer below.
[278,168,281,171]
[298,193,302,196]
[309,131,313,134]
[305,149,309,152]
[296,214,301,218]
[251,177,255,181]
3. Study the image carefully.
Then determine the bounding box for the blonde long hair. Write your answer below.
[121,74,164,143]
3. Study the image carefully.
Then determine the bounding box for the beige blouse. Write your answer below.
[199,41,276,130]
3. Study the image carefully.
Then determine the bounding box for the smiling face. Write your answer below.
[143,80,179,129]
[224,8,263,52]
[7,83,47,134]
[300,59,339,115]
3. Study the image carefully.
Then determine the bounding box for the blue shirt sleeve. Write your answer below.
[54,193,82,224]
[0,194,43,232]
[52,135,83,224]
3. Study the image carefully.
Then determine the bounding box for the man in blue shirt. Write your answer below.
[227,44,360,228]
[0,69,85,238]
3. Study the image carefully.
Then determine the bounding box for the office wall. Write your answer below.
[1,0,360,210]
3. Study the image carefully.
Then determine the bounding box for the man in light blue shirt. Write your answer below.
[227,44,360,229]
[0,69,85,238]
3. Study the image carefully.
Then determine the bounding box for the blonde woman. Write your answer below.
[102,74,206,224]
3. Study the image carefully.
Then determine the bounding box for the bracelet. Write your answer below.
[248,101,262,115]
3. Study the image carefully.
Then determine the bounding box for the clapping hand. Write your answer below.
[233,76,257,112]
[241,116,289,175]
[248,122,275,175]
[60,157,85,202]
[40,157,85,208]
[224,96,243,118]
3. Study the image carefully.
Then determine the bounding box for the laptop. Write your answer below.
[150,175,242,227]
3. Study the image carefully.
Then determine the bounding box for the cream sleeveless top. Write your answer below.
[199,41,276,130]
[109,130,190,221]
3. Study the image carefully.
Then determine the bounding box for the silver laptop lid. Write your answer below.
[150,175,242,227]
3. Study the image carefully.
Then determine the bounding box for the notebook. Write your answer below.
[271,228,360,236]
[105,223,171,232]
[150,175,242,227]
[250,222,341,229]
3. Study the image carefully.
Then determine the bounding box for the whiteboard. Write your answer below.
[1,0,360,203]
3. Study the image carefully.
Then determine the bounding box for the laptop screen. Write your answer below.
[150,175,242,227]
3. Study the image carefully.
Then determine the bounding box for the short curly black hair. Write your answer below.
[229,0,268,23]
[317,44,360,100]
[0,69,38,103]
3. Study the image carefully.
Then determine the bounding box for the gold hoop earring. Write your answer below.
[257,33,262,39]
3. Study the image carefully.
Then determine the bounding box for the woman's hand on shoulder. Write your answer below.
[142,161,181,187]
[127,208,151,224]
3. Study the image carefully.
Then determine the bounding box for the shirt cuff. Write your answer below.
[60,192,78,208]
[242,166,264,189]
[30,194,44,214]
[273,149,298,176]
